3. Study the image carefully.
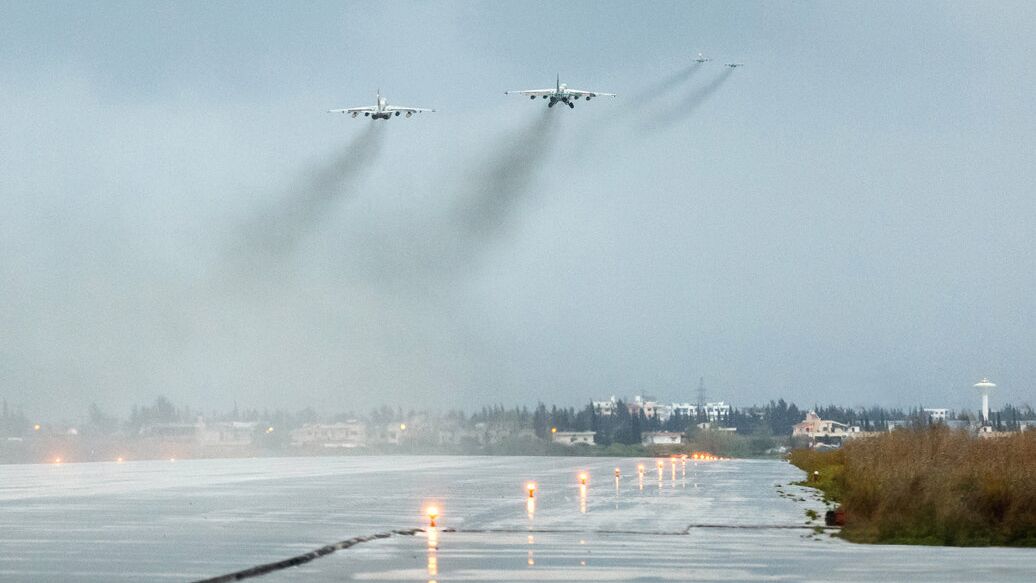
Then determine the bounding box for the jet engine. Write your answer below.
[364,112,370,117]
[405,111,413,118]
[394,111,401,117]
[585,96,592,101]
[529,95,536,100]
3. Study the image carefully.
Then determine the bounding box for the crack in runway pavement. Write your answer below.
[193,522,840,581]
[193,528,422,582]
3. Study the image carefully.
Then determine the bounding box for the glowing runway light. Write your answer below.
[116,457,124,463]
[426,505,439,528]
[527,481,537,498]
[579,472,588,486]
[52,457,62,464]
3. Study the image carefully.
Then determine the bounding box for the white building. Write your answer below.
[924,408,949,422]
[291,421,366,448]
[628,396,671,421]
[670,403,696,418]
[552,431,596,446]
[198,421,256,448]
[700,402,731,423]
[641,431,684,446]
[592,396,618,416]
[793,411,850,440]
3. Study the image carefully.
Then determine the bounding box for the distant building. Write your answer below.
[696,422,736,432]
[291,421,366,448]
[886,419,911,432]
[138,422,199,442]
[628,396,670,421]
[641,431,684,446]
[793,411,850,441]
[198,421,256,448]
[700,402,731,423]
[592,396,618,416]
[923,408,950,423]
[552,431,596,446]
[670,403,696,418]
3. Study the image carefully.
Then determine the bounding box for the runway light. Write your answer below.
[527,481,537,498]
[399,423,407,431]
[426,505,439,528]
[614,467,621,478]
[637,464,645,475]
[579,472,588,486]
[265,426,274,433]
[52,457,62,464]
[116,457,124,463]
[551,427,557,434]
[169,458,176,462]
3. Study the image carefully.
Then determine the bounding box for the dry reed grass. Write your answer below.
[789,426,1036,546]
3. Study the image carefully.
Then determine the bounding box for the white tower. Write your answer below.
[973,378,997,425]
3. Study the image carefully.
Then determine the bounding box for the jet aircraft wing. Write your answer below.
[505,88,556,96]
[328,106,377,113]
[565,88,616,97]
[383,106,435,113]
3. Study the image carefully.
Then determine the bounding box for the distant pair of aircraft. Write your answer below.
[330,53,743,120]
[328,75,610,119]
[694,52,744,68]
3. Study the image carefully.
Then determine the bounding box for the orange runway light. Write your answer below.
[52,457,62,464]
[116,457,124,463]
[33,424,41,431]
[579,472,588,486]
[527,481,537,498]
[426,505,439,528]
[637,464,645,475]
[614,467,621,478]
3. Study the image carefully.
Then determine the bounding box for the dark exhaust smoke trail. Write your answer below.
[453,108,559,241]
[645,68,734,132]
[631,64,701,108]
[227,124,384,279]
[243,123,384,257]
[345,109,560,289]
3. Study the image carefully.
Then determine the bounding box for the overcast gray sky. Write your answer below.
[2,1,1034,419]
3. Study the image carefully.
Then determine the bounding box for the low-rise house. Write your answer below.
[198,421,256,448]
[552,431,596,446]
[291,421,366,448]
[138,422,199,442]
[793,411,850,441]
[641,431,684,446]
[696,422,736,432]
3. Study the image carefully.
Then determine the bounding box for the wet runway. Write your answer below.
[1,456,1032,581]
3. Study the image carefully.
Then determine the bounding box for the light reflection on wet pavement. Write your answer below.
[1,456,1032,582]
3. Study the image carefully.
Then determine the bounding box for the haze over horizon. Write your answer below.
[2,1,1035,419]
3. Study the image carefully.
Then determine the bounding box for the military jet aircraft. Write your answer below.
[695,52,711,63]
[505,75,615,109]
[328,90,434,119]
